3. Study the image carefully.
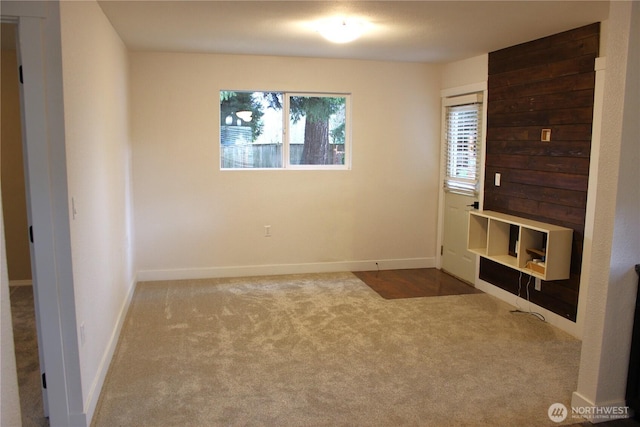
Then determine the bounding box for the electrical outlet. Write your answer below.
[264,225,271,237]
[535,278,542,291]
[494,173,501,187]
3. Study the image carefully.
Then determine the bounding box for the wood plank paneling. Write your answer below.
[488,24,600,74]
[488,107,594,127]
[480,180,587,209]
[479,259,579,321]
[485,154,591,175]
[489,55,597,89]
[488,89,595,115]
[489,72,595,101]
[482,23,599,321]
[486,140,591,158]
[488,124,593,141]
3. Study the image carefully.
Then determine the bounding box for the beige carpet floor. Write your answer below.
[92,272,583,426]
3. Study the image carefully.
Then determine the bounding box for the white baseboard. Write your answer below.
[83,273,138,425]
[9,279,33,287]
[68,410,88,427]
[571,391,594,413]
[475,278,581,338]
[137,258,435,282]
[571,391,630,423]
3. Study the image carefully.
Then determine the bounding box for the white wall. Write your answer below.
[131,53,441,279]
[440,54,488,90]
[59,0,135,420]
[573,1,640,417]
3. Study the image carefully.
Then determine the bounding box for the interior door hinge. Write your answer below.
[42,373,47,389]
[19,65,23,84]
[29,226,33,243]
[441,245,444,256]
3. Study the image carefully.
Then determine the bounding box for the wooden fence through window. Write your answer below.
[221,144,344,168]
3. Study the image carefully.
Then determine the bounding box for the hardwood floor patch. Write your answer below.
[353,268,483,299]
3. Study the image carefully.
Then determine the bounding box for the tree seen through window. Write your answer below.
[220,91,348,169]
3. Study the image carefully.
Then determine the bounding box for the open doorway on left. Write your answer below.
[2,21,47,427]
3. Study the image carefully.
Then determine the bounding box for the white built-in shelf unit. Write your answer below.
[467,210,573,281]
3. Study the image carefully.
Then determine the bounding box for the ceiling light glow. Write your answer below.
[315,17,366,44]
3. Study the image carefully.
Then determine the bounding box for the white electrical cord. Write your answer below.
[511,272,545,322]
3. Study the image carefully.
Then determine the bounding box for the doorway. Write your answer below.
[2,6,86,425]
[1,22,47,426]
[438,89,486,285]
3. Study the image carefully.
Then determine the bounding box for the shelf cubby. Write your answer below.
[467,213,489,256]
[467,210,573,281]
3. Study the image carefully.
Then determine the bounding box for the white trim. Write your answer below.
[440,81,487,98]
[571,392,593,414]
[7,4,84,425]
[436,99,447,269]
[436,82,487,271]
[476,278,580,337]
[571,391,630,424]
[18,14,73,425]
[0,1,46,19]
[82,274,137,425]
[137,258,435,282]
[8,279,33,287]
[478,96,488,210]
[443,101,483,196]
[575,56,606,340]
[442,92,483,107]
[220,91,351,170]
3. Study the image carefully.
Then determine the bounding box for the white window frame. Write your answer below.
[285,92,351,170]
[442,92,483,197]
[220,91,351,171]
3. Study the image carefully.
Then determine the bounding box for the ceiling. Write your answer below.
[97,1,610,63]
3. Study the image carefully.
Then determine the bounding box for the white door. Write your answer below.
[2,8,79,425]
[441,192,478,284]
[439,91,484,285]
[1,19,50,418]
[13,12,78,425]
[14,19,51,418]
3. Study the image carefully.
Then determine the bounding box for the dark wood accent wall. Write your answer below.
[482,23,600,322]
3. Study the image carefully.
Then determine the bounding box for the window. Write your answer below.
[220,91,350,169]
[443,93,483,196]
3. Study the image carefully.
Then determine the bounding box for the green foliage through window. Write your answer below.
[220,91,349,169]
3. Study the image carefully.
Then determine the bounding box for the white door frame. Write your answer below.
[2,1,83,426]
[436,82,488,274]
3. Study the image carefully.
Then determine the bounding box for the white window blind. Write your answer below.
[444,94,482,196]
